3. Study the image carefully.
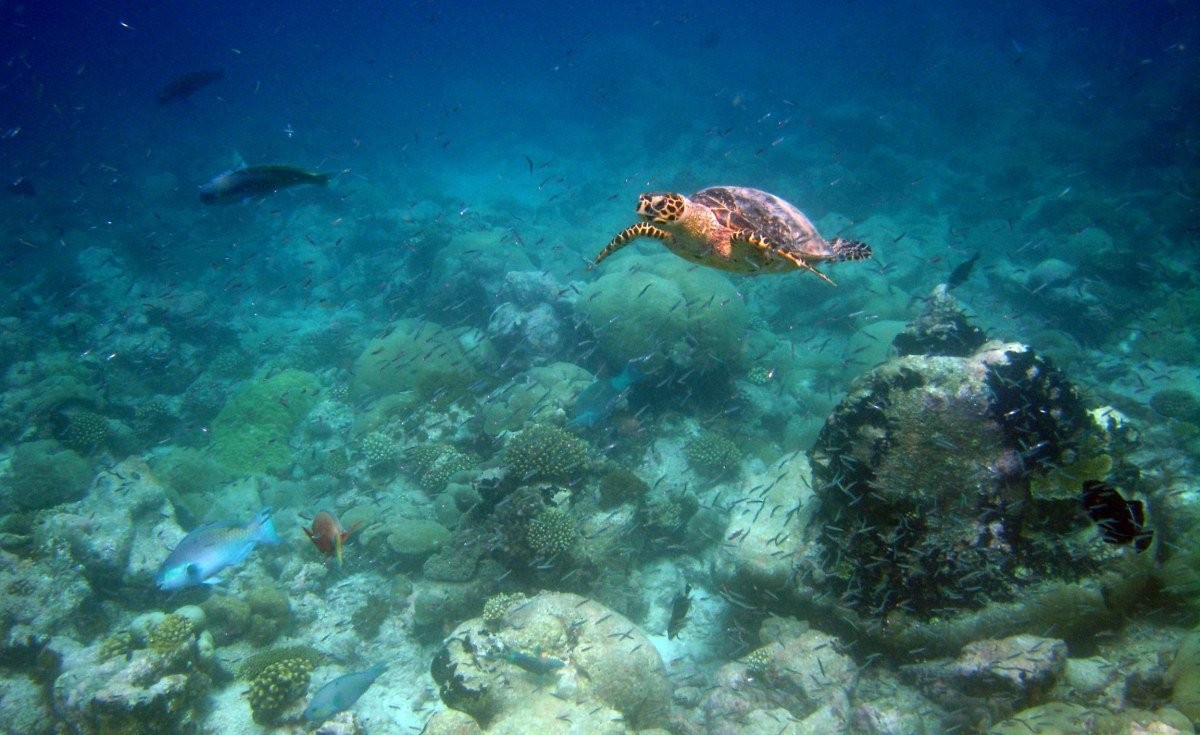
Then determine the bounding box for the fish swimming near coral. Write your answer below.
[498,648,566,675]
[199,164,333,204]
[304,662,387,722]
[156,69,224,105]
[1081,480,1153,552]
[946,252,980,291]
[302,510,360,565]
[568,362,644,429]
[667,583,692,639]
[156,507,282,590]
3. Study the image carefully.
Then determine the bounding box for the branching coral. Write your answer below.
[505,424,590,484]
[405,443,476,492]
[528,508,576,557]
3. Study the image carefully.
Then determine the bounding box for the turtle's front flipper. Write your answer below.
[590,223,673,269]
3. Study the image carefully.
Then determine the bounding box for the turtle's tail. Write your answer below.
[831,238,872,262]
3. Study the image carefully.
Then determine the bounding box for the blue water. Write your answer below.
[1,1,1199,732]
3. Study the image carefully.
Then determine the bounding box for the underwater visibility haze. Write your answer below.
[1,1,1199,733]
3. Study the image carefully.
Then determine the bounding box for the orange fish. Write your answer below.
[302,511,360,565]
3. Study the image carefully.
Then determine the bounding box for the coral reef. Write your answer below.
[209,368,321,475]
[892,284,986,357]
[527,508,576,557]
[146,614,197,653]
[684,431,741,476]
[504,424,590,484]
[405,443,476,492]
[247,657,314,724]
[806,340,1103,626]
[361,431,398,468]
[59,409,111,454]
[480,362,593,435]
[431,592,670,731]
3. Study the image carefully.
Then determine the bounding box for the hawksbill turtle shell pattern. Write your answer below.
[591,186,873,285]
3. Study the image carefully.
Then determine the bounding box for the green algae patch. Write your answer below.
[210,368,320,475]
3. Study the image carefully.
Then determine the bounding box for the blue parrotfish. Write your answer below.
[568,362,644,429]
[156,507,282,590]
[304,663,387,721]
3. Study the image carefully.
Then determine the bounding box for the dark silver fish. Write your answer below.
[199,165,332,204]
[667,583,692,639]
[156,69,224,105]
[946,252,980,290]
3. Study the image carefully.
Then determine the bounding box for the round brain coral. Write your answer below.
[505,424,590,484]
[577,256,748,374]
[351,318,481,399]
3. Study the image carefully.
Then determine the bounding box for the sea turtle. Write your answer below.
[591,186,873,285]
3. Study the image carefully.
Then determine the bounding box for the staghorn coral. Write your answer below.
[405,443,476,492]
[505,424,590,484]
[528,508,576,557]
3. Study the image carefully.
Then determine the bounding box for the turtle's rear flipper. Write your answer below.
[590,223,673,269]
[831,237,872,262]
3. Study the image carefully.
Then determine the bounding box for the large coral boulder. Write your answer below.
[803,340,1151,653]
[576,255,748,375]
[430,591,670,733]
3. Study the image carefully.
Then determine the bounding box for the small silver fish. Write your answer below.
[156,507,281,590]
[304,663,387,721]
[199,165,332,204]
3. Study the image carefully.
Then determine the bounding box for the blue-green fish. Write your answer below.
[156,508,282,590]
[568,362,644,429]
[304,663,387,721]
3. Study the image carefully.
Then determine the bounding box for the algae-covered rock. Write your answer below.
[210,368,320,475]
[431,591,669,731]
[480,362,593,435]
[9,439,92,510]
[1169,629,1200,724]
[53,638,211,735]
[35,457,178,590]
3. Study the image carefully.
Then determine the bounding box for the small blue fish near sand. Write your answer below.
[568,362,644,429]
[304,663,387,722]
[156,507,282,590]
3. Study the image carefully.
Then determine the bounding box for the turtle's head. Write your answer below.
[637,192,687,223]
